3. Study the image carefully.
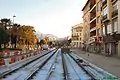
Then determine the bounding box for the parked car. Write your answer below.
[42,44,49,50]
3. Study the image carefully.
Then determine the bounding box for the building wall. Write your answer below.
[117,0,120,57]
[101,0,120,56]
[82,0,120,56]
[71,23,83,48]
[82,1,90,50]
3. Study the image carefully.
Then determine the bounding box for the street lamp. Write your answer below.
[9,15,16,48]
[13,15,16,25]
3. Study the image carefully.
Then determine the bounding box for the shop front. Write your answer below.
[103,35,116,56]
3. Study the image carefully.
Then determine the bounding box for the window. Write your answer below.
[79,37,81,40]
[97,16,100,23]
[97,2,101,11]
[113,18,118,32]
[79,33,81,36]
[113,2,118,11]
[77,33,78,36]
[97,28,100,35]
[103,6,108,16]
[107,24,112,34]
[76,42,78,47]
[80,30,82,32]
[103,26,105,35]
[79,42,81,46]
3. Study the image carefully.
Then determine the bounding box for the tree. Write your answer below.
[48,41,53,46]
[1,18,11,30]
[43,36,49,44]
[0,18,12,48]
[18,25,37,49]
[11,23,21,48]
[37,39,46,45]
[0,28,10,49]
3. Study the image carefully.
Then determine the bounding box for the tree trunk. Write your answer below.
[4,43,6,48]
[0,44,1,49]
[15,43,17,48]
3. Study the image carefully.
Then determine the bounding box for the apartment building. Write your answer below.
[82,1,90,51]
[102,0,120,56]
[82,0,120,56]
[71,23,83,48]
[82,0,103,53]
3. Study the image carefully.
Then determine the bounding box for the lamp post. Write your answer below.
[13,15,16,24]
[10,15,16,48]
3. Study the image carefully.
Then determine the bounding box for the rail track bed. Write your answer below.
[0,48,119,80]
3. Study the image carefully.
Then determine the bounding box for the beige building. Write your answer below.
[71,23,83,48]
[82,1,90,51]
[102,0,120,56]
[82,0,103,52]
[82,0,120,56]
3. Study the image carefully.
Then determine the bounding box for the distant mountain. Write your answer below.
[35,31,58,41]
[35,31,46,40]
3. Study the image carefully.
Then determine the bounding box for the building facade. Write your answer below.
[82,0,120,57]
[82,0,103,53]
[71,23,83,48]
[102,0,120,56]
[82,1,90,51]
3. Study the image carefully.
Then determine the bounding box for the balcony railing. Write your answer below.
[102,14,107,21]
[102,0,107,6]
[111,0,114,2]
[72,35,79,37]
[90,27,96,32]
[90,4,96,9]
[90,31,96,37]
[90,15,96,21]
[112,9,118,18]
[111,0,117,2]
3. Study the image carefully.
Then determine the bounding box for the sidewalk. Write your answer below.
[72,49,120,78]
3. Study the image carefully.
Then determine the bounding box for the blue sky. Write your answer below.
[0,0,87,38]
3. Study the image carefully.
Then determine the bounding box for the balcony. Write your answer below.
[111,0,117,3]
[72,36,79,41]
[88,36,96,44]
[90,12,96,22]
[102,14,107,21]
[90,30,96,37]
[90,17,96,23]
[112,9,118,18]
[102,0,107,6]
[90,4,96,11]
[112,32,120,41]
[90,27,96,32]
[90,0,96,9]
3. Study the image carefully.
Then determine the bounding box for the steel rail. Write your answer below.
[25,49,58,80]
[45,52,59,80]
[68,53,96,80]
[61,52,69,80]
[65,53,81,80]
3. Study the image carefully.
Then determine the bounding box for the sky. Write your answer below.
[0,0,87,38]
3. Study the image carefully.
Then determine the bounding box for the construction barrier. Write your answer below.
[0,49,42,66]
[0,58,5,66]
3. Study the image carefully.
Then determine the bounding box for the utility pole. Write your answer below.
[10,15,16,48]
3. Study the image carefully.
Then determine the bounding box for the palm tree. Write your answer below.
[0,18,11,48]
[11,23,21,48]
[1,18,11,30]
[0,28,10,49]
